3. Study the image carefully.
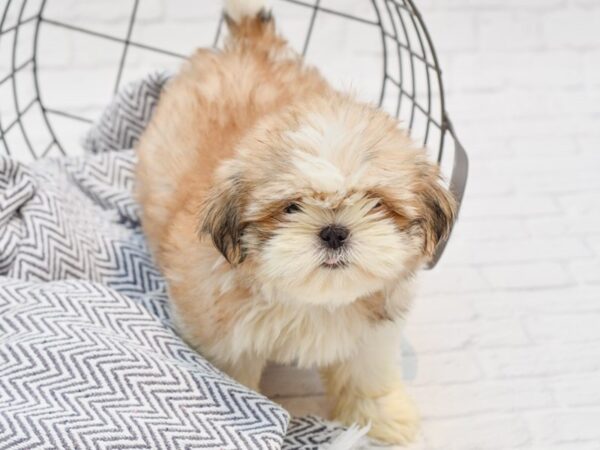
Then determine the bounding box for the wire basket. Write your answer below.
[0,0,467,267]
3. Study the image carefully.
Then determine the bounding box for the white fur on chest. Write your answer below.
[226,295,372,368]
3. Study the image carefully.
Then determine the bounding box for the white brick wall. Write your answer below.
[2,0,600,448]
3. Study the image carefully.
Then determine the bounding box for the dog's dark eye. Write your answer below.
[285,203,301,214]
[372,201,382,210]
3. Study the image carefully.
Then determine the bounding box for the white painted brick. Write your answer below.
[569,259,600,284]
[413,379,554,419]
[69,29,126,69]
[513,170,600,195]
[558,192,600,215]
[131,21,219,56]
[573,133,600,155]
[42,0,162,28]
[445,53,504,91]
[529,444,600,450]
[473,286,600,319]
[474,319,533,348]
[481,343,600,378]
[542,8,600,49]
[587,236,600,254]
[443,237,592,265]
[460,115,599,141]
[164,0,220,21]
[550,90,600,115]
[407,318,530,353]
[467,0,566,10]
[476,153,600,177]
[36,67,118,112]
[460,196,560,219]
[529,411,600,444]
[574,0,600,7]
[508,51,584,88]
[446,89,557,121]
[424,415,531,450]
[420,11,478,52]
[509,136,582,157]
[449,50,583,92]
[461,164,513,197]
[318,0,378,23]
[525,213,600,238]
[453,218,530,241]
[406,322,473,353]
[567,212,600,235]
[34,25,73,68]
[524,215,576,238]
[418,267,489,295]
[410,292,478,324]
[553,375,600,407]
[136,0,165,22]
[482,262,573,290]
[478,11,543,51]
[420,0,566,12]
[457,135,514,161]
[526,313,600,344]
[405,351,483,385]
[583,51,600,88]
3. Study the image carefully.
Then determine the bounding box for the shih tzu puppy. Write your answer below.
[136,0,456,444]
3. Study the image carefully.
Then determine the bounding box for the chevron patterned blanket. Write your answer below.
[0,73,349,449]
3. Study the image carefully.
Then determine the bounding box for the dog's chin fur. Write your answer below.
[136,1,456,445]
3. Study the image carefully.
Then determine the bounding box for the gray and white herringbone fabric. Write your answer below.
[0,73,348,450]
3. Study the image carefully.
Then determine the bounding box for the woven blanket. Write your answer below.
[0,73,354,450]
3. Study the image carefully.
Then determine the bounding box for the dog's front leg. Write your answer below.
[320,322,419,445]
[218,353,266,392]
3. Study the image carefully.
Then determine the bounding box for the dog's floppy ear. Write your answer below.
[414,166,457,259]
[199,163,247,265]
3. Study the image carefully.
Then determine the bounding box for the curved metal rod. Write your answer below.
[400,0,469,268]
[403,0,449,162]
[404,3,434,146]
[11,0,36,158]
[0,0,13,155]
[32,0,62,155]
[382,0,405,119]
[392,2,417,132]
[427,120,469,269]
[370,0,388,109]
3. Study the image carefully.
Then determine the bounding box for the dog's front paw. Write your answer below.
[332,385,420,445]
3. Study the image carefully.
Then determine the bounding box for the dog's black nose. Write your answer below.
[319,225,349,249]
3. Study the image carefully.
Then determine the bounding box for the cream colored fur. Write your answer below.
[225,0,270,23]
[323,423,371,450]
[135,0,456,445]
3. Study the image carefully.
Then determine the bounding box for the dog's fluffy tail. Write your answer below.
[224,0,271,24]
[223,0,287,54]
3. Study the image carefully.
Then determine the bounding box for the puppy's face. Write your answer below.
[201,96,456,305]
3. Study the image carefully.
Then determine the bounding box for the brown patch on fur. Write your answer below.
[367,191,414,232]
[413,167,457,259]
[200,173,247,264]
[356,290,392,323]
[368,165,456,262]
[245,199,292,247]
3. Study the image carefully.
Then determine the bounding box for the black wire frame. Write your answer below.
[0,0,467,267]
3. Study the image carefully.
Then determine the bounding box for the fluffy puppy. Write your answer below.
[136,0,456,444]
